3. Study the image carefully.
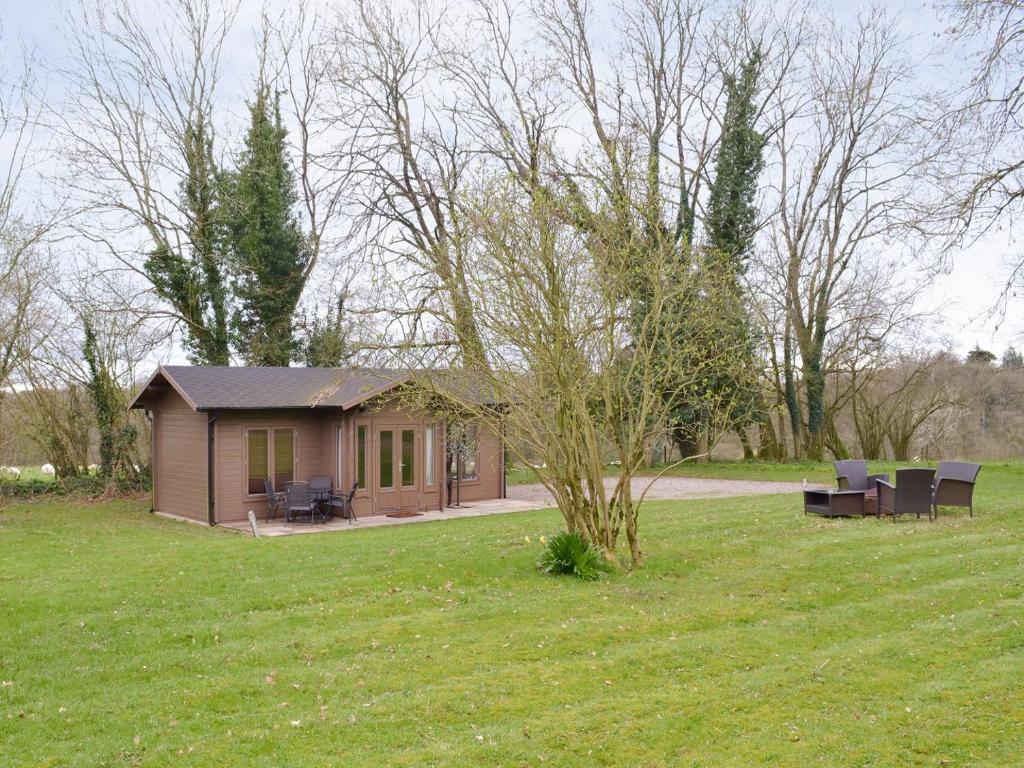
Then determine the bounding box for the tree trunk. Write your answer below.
[671,428,699,460]
[737,428,755,459]
[759,415,786,461]
[824,417,850,461]
[783,331,802,459]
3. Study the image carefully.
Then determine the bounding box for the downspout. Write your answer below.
[501,415,507,500]
[145,409,155,513]
[441,421,448,510]
[207,411,221,526]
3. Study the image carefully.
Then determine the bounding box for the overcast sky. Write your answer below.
[3,0,1021,360]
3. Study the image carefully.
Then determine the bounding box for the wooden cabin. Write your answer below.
[129,366,505,525]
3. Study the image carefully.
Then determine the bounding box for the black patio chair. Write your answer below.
[329,482,358,525]
[834,460,889,492]
[284,481,317,523]
[932,462,981,517]
[876,468,936,522]
[264,477,285,522]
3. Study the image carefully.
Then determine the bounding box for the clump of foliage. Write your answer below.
[537,531,610,582]
[0,469,150,501]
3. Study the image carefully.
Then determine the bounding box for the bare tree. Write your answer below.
[324,0,486,363]
[0,42,63,442]
[17,271,161,483]
[760,9,939,460]
[407,180,745,566]
[941,1,1024,314]
[56,0,239,364]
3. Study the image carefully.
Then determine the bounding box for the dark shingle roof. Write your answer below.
[130,366,408,411]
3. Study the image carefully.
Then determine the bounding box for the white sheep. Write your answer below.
[40,464,56,477]
[1,466,22,479]
[87,463,99,472]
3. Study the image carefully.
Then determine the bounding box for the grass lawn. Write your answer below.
[2,464,1023,766]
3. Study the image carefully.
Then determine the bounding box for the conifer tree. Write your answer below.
[223,79,310,366]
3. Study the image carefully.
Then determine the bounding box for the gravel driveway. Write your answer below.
[507,475,804,506]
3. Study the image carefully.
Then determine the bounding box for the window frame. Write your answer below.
[243,425,298,499]
[424,424,436,487]
[355,423,368,492]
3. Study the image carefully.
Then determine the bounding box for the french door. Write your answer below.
[374,424,419,512]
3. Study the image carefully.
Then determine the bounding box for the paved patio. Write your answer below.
[220,497,545,537]
[219,475,802,537]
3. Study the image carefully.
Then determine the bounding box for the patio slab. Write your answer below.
[219,497,546,537]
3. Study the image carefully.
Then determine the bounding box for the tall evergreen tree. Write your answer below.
[706,51,766,270]
[144,112,230,365]
[967,345,997,365]
[300,296,350,368]
[223,79,310,366]
[698,51,768,458]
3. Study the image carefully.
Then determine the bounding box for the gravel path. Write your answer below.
[507,475,804,506]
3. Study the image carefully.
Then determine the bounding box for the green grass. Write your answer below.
[2,464,1023,766]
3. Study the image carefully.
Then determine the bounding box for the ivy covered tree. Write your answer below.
[706,51,766,269]
[668,50,767,459]
[143,113,230,365]
[223,79,310,366]
[82,317,139,482]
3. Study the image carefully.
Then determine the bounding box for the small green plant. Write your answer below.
[537,531,610,581]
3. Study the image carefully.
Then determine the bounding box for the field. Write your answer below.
[2,462,1023,766]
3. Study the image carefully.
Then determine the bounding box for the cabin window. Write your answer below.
[246,427,295,495]
[356,425,366,489]
[247,429,269,495]
[379,429,394,489]
[274,429,295,489]
[424,425,435,486]
[401,429,415,487]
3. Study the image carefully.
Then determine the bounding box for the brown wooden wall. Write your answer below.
[451,423,504,504]
[213,410,331,524]
[152,390,208,522]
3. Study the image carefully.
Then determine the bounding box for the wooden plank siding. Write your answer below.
[214,411,332,524]
[151,390,208,522]
[450,422,503,504]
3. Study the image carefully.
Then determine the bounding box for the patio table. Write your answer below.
[804,488,865,517]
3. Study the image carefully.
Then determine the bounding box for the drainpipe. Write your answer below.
[500,415,507,500]
[145,409,155,513]
[207,411,220,526]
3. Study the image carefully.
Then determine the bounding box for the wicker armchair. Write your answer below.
[932,462,981,517]
[834,460,889,491]
[876,468,936,522]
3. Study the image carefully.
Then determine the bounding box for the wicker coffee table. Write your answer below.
[803,488,866,517]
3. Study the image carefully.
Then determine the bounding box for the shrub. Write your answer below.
[537,531,610,581]
[0,470,151,500]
